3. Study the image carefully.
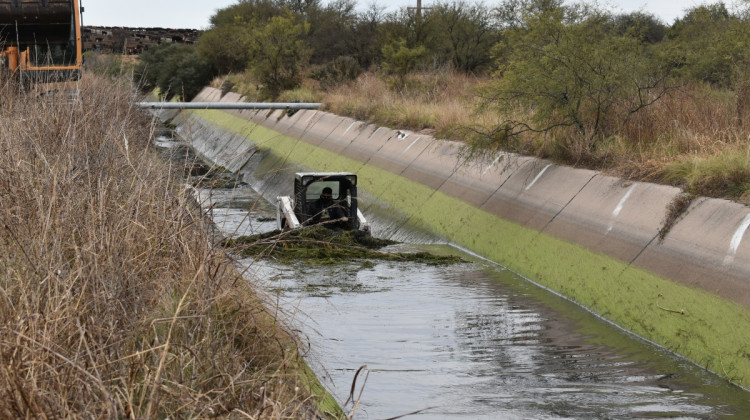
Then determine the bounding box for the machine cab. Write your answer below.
[277,172,368,231]
[295,172,358,230]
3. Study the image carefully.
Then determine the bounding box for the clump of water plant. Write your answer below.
[224,226,466,265]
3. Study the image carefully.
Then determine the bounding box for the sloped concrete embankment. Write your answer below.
[159,87,750,387]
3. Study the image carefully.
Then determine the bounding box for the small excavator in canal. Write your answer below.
[276,172,369,232]
[0,0,83,82]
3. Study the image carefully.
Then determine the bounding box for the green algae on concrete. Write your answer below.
[190,108,750,388]
[295,358,346,419]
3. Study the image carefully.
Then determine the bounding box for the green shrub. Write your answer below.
[310,56,362,90]
[248,12,310,99]
[135,44,217,100]
[662,149,750,199]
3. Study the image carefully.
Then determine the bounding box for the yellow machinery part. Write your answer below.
[3,46,19,70]
[0,0,82,80]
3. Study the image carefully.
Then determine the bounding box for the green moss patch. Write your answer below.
[294,358,346,419]
[192,108,750,388]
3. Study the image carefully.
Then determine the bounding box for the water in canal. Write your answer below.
[148,115,750,419]
[189,182,750,420]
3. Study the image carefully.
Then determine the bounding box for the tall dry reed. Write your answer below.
[0,74,321,418]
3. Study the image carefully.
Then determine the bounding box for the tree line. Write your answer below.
[135,0,750,153]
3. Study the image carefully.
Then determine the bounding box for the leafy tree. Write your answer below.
[305,0,359,64]
[276,0,321,16]
[310,55,362,90]
[209,0,284,25]
[661,3,750,87]
[248,11,310,98]
[303,0,385,69]
[351,3,386,68]
[377,9,423,52]
[197,0,286,73]
[381,38,427,78]
[196,23,252,74]
[136,44,216,100]
[481,2,672,155]
[612,12,666,44]
[375,1,507,73]
[83,51,128,79]
[423,1,500,72]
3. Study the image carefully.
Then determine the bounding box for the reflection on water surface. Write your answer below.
[200,184,750,419]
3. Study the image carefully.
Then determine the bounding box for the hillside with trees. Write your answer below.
[133,0,750,202]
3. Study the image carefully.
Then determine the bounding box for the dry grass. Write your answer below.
[610,85,750,200]
[321,70,500,140]
[271,70,750,202]
[0,73,325,418]
[215,69,501,140]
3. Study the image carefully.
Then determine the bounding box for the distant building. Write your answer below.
[82,26,200,55]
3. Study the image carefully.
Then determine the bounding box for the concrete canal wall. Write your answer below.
[159,87,750,387]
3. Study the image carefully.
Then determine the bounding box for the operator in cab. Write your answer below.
[310,187,349,228]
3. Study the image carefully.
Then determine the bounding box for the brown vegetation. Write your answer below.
[241,68,750,204]
[0,74,329,418]
[198,0,750,204]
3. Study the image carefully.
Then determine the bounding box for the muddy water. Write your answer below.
[190,183,750,420]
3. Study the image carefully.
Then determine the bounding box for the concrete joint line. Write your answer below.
[541,173,599,233]
[302,111,317,126]
[477,157,528,210]
[298,113,323,137]
[615,231,661,285]
[392,162,464,238]
[628,231,660,268]
[320,117,347,144]
[368,126,384,139]
[235,151,258,173]
[397,138,432,177]
[363,128,396,168]
[388,148,465,239]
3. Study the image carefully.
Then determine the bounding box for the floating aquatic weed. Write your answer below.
[222,225,465,265]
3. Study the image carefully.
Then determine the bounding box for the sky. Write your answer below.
[82,0,709,29]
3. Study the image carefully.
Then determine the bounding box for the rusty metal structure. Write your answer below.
[0,0,83,81]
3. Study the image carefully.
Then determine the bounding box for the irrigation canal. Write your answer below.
[158,135,750,419]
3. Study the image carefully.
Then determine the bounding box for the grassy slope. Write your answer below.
[194,108,750,388]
